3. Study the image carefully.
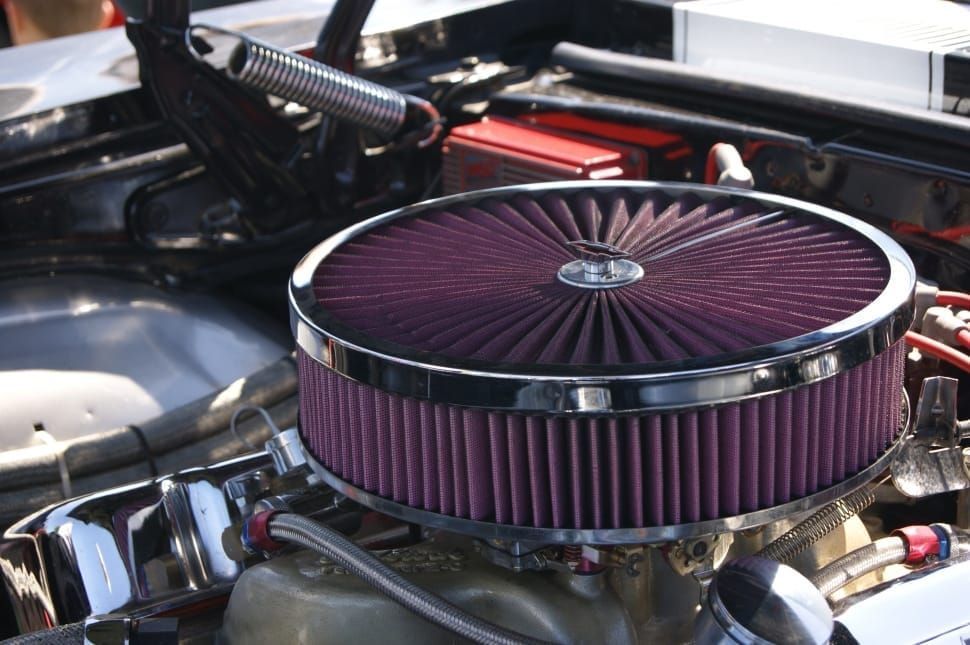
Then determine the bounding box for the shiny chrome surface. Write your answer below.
[161,479,239,590]
[892,376,970,498]
[265,427,311,476]
[291,181,916,414]
[0,275,288,451]
[0,453,271,631]
[557,240,644,289]
[833,551,970,644]
[695,556,832,645]
[306,433,905,545]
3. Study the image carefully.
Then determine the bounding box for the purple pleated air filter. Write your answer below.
[289,181,915,542]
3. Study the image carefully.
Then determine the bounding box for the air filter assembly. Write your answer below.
[290,181,915,543]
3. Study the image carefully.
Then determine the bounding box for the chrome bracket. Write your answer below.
[892,376,970,498]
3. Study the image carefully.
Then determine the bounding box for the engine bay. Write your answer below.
[1,1,970,643]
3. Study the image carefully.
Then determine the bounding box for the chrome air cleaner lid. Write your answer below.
[290,181,914,415]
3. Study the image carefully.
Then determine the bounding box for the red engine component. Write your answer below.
[442,117,646,193]
[892,525,943,565]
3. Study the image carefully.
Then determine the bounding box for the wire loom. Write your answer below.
[298,187,906,530]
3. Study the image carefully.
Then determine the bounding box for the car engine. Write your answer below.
[1,1,970,643]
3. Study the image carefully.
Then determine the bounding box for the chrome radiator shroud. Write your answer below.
[290,181,915,542]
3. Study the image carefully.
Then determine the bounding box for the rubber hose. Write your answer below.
[905,330,970,372]
[1,622,84,645]
[937,291,970,310]
[267,513,554,645]
[757,486,876,563]
[810,537,907,598]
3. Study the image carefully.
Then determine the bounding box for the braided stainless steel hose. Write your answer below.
[810,537,908,598]
[265,513,553,645]
[1,622,84,644]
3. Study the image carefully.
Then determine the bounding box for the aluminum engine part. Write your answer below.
[219,516,875,645]
[694,556,832,645]
[221,540,633,645]
[290,181,915,543]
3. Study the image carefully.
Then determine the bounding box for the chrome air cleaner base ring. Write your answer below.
[306,428,906,545]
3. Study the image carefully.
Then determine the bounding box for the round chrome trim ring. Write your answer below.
[306,430,905,545]
[290,181,915,414]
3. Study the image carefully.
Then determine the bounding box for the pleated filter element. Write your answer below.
[298,344,904,529]
[290,182,914,536]
[312,189,887,363]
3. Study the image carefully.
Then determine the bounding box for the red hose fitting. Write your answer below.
[891,525,942,565]
[243,510,285,553]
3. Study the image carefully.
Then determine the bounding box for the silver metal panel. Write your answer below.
[0,275,288,450]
